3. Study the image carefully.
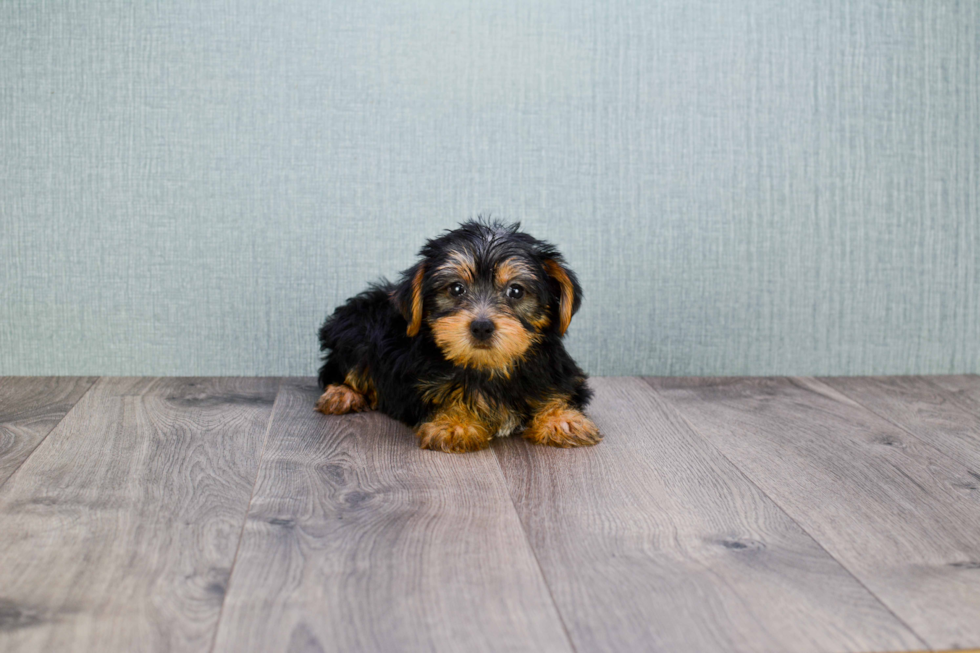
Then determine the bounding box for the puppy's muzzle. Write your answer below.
[469,318,496,344]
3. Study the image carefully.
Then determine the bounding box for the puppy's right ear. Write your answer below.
[390,262,425,337]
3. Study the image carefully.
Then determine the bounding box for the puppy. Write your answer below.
[315,219,600,453]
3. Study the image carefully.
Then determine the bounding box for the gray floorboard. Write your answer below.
[645,375,980,651]
[494,377,924,653]
[0,376,97,487]
[211,378,572,653]
[2,375,980,652]
[820,375,980,471]
[927,374,980,413]
[0,377,278,653]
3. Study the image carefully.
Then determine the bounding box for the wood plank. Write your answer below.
[820,376,980,470]
[0,377,98,487]
[878,649,980,653]
[926,375,980,412]
[494,377,923,653]
[0,377,279,653]
[874,650,980,653]
[211,378,572,653]
[645,376,980,651]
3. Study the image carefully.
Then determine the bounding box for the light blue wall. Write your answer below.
[1,1,978,376]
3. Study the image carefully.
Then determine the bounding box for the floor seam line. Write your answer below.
[490,444,581,653]
[918,374,980,416]
[207,376,284,653]
[0,375,101,493]
[809,376,979,483]
[639,376,933,652]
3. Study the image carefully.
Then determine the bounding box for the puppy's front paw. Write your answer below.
[524,405,601,448]
[315,384,369,415]
[416,417,491,453]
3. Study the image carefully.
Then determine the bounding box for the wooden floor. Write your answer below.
[1,376,979,653]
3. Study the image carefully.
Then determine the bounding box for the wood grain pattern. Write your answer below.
[926,375,980,413]
[211,378,572,653]
[0,377,279,653]
[0,376,97,487]
[820,376,980,470]
[646,376,980,651]
[494,377,923,653]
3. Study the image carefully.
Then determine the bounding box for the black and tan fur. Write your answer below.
[316,219,600,453]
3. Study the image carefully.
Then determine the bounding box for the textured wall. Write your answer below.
[1,1,978,376]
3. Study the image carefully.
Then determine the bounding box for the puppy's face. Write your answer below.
[392,221,582,375]
[426,247,549,374]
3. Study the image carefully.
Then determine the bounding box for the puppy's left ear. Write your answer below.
[543,258,582,336]
[391,262,426,337]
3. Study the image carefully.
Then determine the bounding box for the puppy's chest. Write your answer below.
[418,380,526,438]
[493,406,523,438]
[470,391,523,438]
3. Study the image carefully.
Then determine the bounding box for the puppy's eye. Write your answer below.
[448,282,466,297]
[506,284,525,300]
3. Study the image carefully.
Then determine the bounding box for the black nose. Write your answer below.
[469,318,496,342]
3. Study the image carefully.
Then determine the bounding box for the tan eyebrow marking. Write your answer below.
[495,258,534,287]
[435,249,475,284]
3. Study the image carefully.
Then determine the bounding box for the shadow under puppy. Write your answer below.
[316,220,600,453]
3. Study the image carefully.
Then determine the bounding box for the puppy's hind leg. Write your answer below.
[315,369,378,415]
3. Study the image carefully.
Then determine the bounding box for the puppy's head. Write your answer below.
[391,219,582,375]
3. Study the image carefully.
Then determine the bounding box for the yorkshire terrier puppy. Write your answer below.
[315,219,600,453]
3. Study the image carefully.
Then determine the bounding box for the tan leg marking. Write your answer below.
[315,384,370,415]
[523,397,602,448]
